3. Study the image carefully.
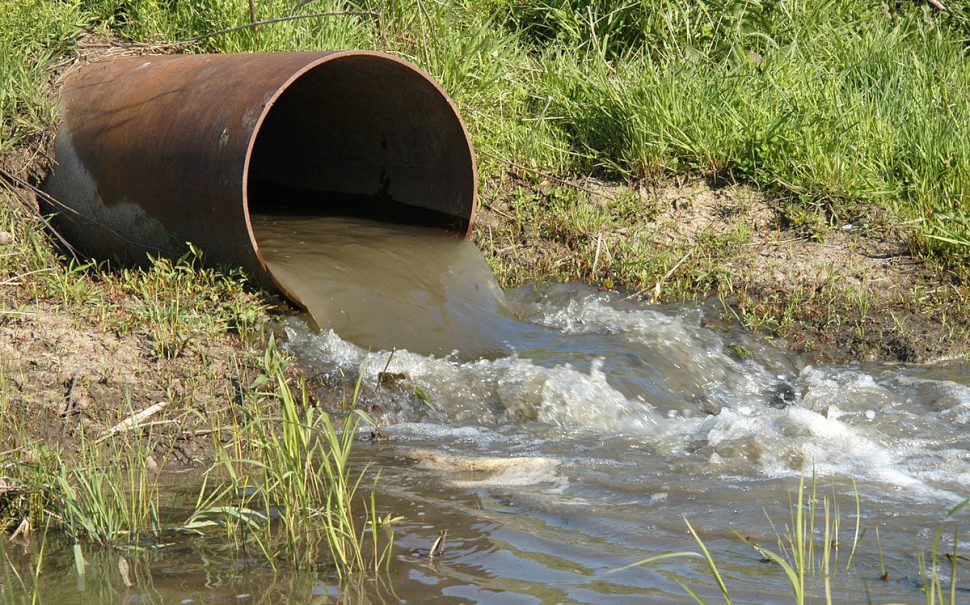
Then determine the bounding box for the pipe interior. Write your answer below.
[247,55,475,232]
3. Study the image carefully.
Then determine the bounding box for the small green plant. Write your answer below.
[53,438,162,547]
[737,474,861,605]
[49,259,99,306]
[610,515,733,604]
[100,244,269,358]
[210,367,395,576]
[614,474,966,604]
[917,525,960,605]
[136,282,192,359]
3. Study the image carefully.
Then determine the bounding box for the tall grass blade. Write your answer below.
[737,533,802,604]
[949,525,958,605]
[683,516,732,605]
[609,551,704,574]
[846,478,862,573]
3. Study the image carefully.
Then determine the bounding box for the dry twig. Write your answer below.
[98,401,170,443]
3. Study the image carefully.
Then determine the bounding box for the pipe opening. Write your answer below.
[246,54,475,233]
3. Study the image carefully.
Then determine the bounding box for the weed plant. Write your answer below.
[617,474,968,604]
[199,354,395,576]
[0,0,81,154]
[54,438,162,547]
[109,244,269,357]
[1,355,392,576]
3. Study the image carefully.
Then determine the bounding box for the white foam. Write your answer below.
[702,399,964,501]
[284,289,970,503]
[287,323,661,433]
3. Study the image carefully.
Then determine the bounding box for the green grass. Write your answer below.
[201,351,395,575]
[54,439,162,547]
[0,0,82,154]
[538,2,970,260]
[111,244,269,357]
[618,475,968,605]
[4,0,968,266]
[0,199,268,354]
[0,346,391,576]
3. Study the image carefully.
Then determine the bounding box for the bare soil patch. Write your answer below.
[0,298,257,466]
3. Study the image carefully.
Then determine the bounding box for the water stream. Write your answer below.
[251,215,516,359]
[9,216,968,603]
[255,215,970,603]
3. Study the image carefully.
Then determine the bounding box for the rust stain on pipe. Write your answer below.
[42,51,477,303]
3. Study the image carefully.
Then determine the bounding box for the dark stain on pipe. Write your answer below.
[42,51,477,304]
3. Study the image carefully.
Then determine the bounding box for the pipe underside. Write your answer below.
[42,51,477,303]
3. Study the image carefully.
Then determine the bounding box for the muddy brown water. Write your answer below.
[251,215,518,359]
[7,216,968,603]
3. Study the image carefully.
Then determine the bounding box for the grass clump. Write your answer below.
[0,355,393,577]
[199,352,395,576]
[54,440,162,547]
[0,437,162,550]
[539,1,970,253]
[618,475,967,604]
[0,0,82,153]
[108,244,269,357]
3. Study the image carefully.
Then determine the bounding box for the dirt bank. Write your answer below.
[476,172,970,365]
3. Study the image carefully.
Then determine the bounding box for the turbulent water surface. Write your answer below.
[13,216,969,603]
[260,216,969,603]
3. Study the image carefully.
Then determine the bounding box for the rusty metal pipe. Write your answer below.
[42,51,477,303]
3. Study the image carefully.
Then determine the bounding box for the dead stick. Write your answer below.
[381,350,396,375]
[0,168,78,216]
[0,169,80,259]
[97,401,170,443]
[177,426,234,439]
[591,232,604,276]
[482,201,514,221]
[377,349,397,391]
[0,267,54,287]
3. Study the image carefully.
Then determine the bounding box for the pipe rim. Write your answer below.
[240,50,478,306]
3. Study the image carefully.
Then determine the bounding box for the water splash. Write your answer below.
[257,215,970,502]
